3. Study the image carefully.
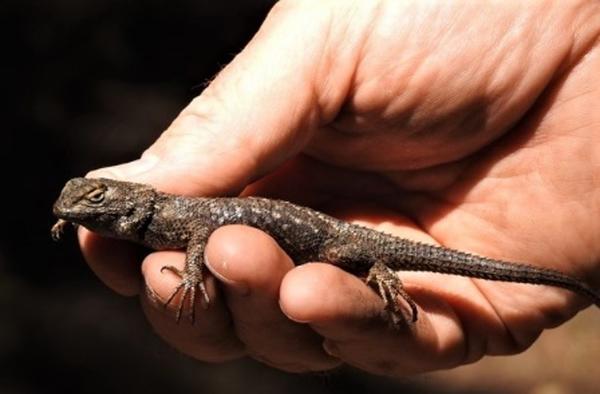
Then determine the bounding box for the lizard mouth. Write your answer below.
[52,200,65,217]
[52,199,76,221]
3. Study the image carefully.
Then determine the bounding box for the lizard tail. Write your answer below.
[390,240,600,307]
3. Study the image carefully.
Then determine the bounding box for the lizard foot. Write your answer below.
[51,219,76,241]
[366,261,418,326]
[160,265,210,324]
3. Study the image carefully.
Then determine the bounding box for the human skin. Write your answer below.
[77,0,600,376]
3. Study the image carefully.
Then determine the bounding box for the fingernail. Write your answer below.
[144,281,163,304]
[278,299,312,323]
[322,340,340,358]
[204,256,250,296]
[87,154,160,180]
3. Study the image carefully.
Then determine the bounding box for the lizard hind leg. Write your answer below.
[366,261,418,326]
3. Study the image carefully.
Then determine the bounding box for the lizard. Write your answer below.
[51,177,600,326]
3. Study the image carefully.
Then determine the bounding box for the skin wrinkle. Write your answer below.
[468,279,529,355]
[438,299,476,366]
[309,21,331,129]
[144,98,258,196]
[438,197,529,256]
[313,3,364,124]
[412,11,490,135]
[214,111,281,190]
[337,4,418,132]
[327,3,383,125]
[249,12,324,171]
[552,87,597,108]
[383,157,476,192]
[372,41,427,133]
[481,20,538,126]
[418,17,600,274]
[534,140,594,198]
[419,194,540,266]
[315,3,578,172]
[485,15,571,148]
[562,0,600,71]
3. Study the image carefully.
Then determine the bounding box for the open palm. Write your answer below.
[80,0,600,376]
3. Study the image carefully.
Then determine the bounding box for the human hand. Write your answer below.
[79,0,600,375]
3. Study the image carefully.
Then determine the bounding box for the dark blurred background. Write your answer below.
[3,1,599,393]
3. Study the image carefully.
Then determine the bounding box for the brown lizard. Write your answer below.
[52,177,600,325]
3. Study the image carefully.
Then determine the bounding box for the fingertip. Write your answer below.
[204,225,295,294]
[78,227,142,296]
[86,155,160,182]
[278,263,333,323]
[140,250,222,323]
[141,251,187,306]
[280,265,465,376]
[140,250,246,362]
[279,263,383,328]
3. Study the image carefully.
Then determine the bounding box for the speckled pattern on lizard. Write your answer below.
[51,177,600,326]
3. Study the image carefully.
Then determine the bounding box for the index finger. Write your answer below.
[78,227,143,296]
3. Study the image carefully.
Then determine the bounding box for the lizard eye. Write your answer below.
[86,189,105,204]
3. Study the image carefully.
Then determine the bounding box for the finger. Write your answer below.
[78,227,142,296]
[140,251,245,362]
[87,2,351,197]
[279,263,467,376]
[205,225,340,372]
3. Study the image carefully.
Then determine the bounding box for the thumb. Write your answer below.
[90,2,347,196]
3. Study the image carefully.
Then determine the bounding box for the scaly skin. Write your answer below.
[52,177,600,326]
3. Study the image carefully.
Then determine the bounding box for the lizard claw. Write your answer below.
[51,219,69,241]
[160,264,183,276]
[366,261,418,327]
[161,265,210,324]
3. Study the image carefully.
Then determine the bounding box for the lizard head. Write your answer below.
[52,177,156,240]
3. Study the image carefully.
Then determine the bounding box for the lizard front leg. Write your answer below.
[161,228,211,323]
